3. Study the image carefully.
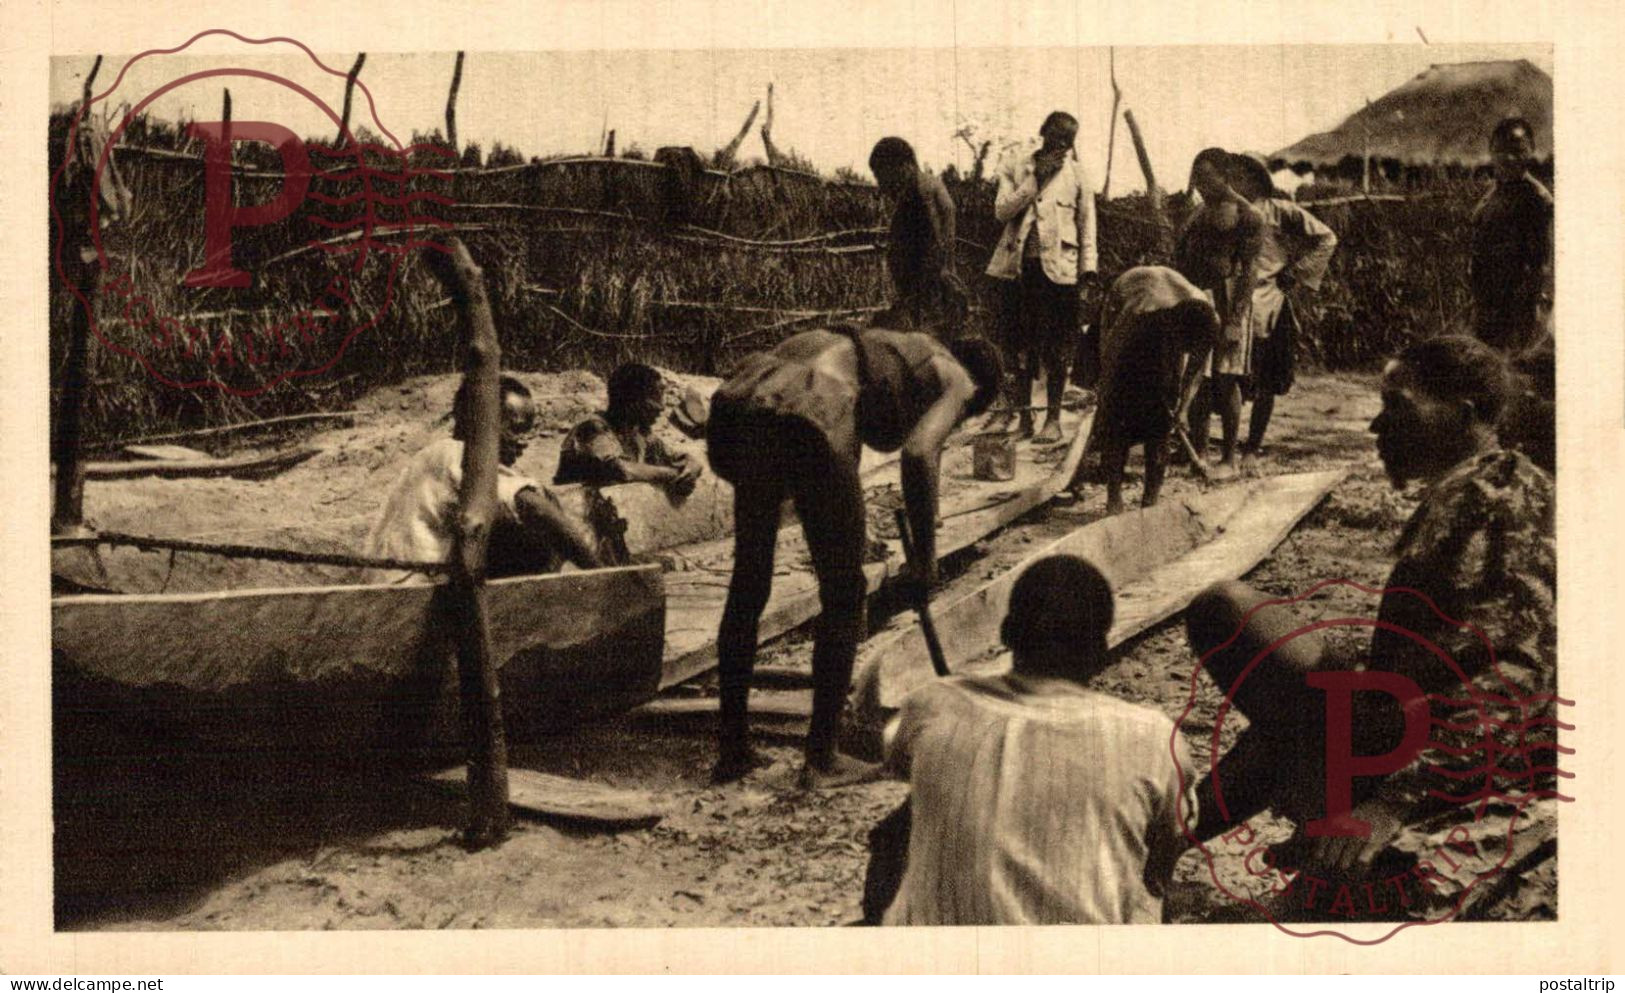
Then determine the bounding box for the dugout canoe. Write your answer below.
[52,564,666,759]
[851,467,1348,715]
[52,408,1090,758]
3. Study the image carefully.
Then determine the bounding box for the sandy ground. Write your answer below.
[57,372,1450,931]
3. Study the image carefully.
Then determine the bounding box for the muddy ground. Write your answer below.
[57,372,1431,931]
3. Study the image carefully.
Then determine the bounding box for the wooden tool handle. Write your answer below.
[894,509,950,677]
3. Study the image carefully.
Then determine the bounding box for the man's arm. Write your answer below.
[513,486,602,570]
[1226,204,1267,329]
[1277,201,1337,292]
[899,358,976,583]
[993,154,1039,224]
[926,175,957,276]
[1076,165,1098,276]
[558,421,694,490]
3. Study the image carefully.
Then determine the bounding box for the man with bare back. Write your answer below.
[706,327,1002,788]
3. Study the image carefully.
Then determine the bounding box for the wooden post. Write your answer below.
[760,82,785,167]
[424,236,510,849]
[714,97,761,169]
[445,51,465,152]
[339,53,366,141]
[221,88,232,174]
[52,54,105,535]
[1102,47,1121,199]
[1123,108,1171,255]
[1123,108,1160,209]
[1361,99,1373,195]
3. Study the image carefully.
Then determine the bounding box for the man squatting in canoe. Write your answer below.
[365,374,603,583]
[554,361,703,496]
[706,326,1004,788]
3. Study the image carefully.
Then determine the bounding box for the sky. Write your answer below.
[51,42,1551,193]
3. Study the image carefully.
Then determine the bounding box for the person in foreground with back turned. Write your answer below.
[706,326,1003,788]
[878,555,1197,924]
[1182,335,1556,920]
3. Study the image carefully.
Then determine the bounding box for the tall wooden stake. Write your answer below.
[339,53,366,141]
[760,82,785,167]
[715,97,761,169]
[1102,48,1121,199]
[1123,108,1171,255]
[445,51,465,152]
[425,236,510,849]
[52,54,105,535]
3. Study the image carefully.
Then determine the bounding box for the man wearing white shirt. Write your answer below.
[364,375,602,583]
[986,112,1099,442]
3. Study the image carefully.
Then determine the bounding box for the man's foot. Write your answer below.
[1105,496,1126,516]
[983,408,1017,432]
[797,753,883,790]
[1240,449,1263,477]
[710,745,766,785]
[1033,418,1063,444]
[1210,458,1240,482]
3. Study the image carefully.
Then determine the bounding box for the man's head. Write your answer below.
[947,336,1005,419]
[1490,117,1537,181]
[1001,555,1114,680]
[869,137,918,198]
[1153,298,1222,391]
[606,362,666,431]
[1188,147,1232,203]
[1370,335,1509,487]
[453,373,536,466]
[1038,111,1079,154]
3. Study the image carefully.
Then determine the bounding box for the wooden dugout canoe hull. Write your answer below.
[51,409,1091,758]
[52,564,665,758]
[852,467,1348,713]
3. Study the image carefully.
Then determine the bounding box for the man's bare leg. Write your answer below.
[1016,352,1038,439]
[1215,376,1243,476]
[793,455,880,789]
[1184,580,1328,841]
[1182,380,1213,466]
[1142,437,1168,508]
[713,482,784,783]
[1034,343,1066,444]
[1102,438,1130,516]
[1242,393,1275,474]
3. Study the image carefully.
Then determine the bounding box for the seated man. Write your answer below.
[1184,335,1556,920]
[881,555,1198,925]
[554,362,702,495]
[365,374,601,584]
[707,327,1002,788]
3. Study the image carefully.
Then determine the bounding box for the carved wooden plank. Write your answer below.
[425,767,666,828]
[79,447,319,480]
